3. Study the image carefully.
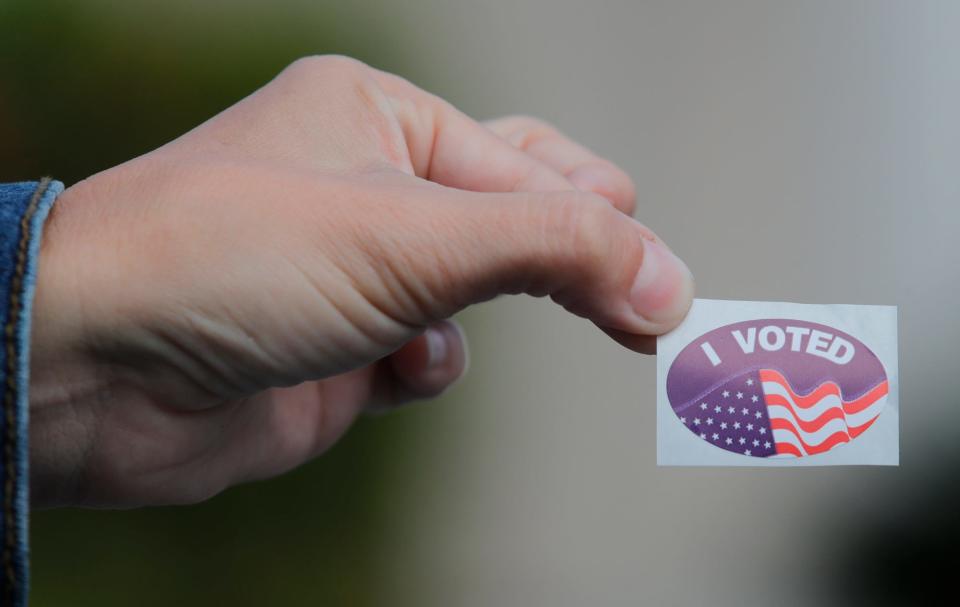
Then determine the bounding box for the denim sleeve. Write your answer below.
[0,179,62,607]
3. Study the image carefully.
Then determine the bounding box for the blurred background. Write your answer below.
[3,0,959,605]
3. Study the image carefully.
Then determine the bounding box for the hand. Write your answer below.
[29,56,693,508]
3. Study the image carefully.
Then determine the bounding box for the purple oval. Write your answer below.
[666,319,888,458]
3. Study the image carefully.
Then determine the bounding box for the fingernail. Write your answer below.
[448,320,470,379]
[630,239,694,324]
[425,325,449,368]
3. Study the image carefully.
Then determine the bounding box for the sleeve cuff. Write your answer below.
[0,178,63,607]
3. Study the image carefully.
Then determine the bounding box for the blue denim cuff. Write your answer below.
[0,178,62,607]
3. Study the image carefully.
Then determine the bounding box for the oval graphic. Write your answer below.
[667,319,888,458]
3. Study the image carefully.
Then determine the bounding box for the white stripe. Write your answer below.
[761,381,842,422]
[762,381,887,429]
[772,429,808,455]
[768,413,851,445]
[845,395,887,429]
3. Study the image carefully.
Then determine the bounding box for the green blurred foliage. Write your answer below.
[1,1,424,604]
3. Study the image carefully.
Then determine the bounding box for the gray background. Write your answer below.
[369,2,960,605]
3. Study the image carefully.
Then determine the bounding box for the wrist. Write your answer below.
[28,183,115,507]
[30,184,98,398]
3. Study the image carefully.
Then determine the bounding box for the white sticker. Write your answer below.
[657,298,899,466]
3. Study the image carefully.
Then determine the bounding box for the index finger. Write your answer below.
[485,115,637,215]
[369,69,577,195]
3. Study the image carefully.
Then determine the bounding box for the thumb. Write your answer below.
[382,186,694,344]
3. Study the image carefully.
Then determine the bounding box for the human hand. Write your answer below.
[29,56,693,508]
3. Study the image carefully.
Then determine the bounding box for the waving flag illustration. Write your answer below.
[759,369,887,457]
[666,319,889,458]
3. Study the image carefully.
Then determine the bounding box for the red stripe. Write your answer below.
[849,416,878,438]
[759,369,888,414]
[775,442,803,457]
[759,369,842,407]
[844,381,889,414]
[769,419,851,454]
[764,394,847,433]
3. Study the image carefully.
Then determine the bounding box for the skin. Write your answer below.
[28,56,694,509]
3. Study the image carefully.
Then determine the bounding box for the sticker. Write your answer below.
[657,299,898,466]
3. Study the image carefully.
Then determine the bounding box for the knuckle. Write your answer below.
[277,55,394,146]
[502,114,554,132]
[538,193,624,272]
[594,159,637,207]
[492,115,559,147]
[284,54,369,83]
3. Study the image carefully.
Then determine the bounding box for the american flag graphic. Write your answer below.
[677,368,888,458]
[759,369,888,457]
[667,318,889,459]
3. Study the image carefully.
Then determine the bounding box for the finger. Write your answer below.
[375,186,694,348]
[368,69,578,194]
[369,320,469,412]
[214,370,377,489]
[485,115,636,214]
[218,322,468,487]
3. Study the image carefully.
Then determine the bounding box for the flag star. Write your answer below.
[720,422,728,430]
[752,439,760,447]
[712,433,719,441]
[714,405,722,413]
[725,437,733,445]
[736,392,744,399]
[746,423,754,431]
[738,437,746,445]
[722,390,730,398]
[746,378,754,386]
[742,408,749,415]
[700,402,708,410]
[759,427,767,435]
[700,433,707,439]
[764,441,772,449]
[751,395,759,403]
[693,418,701,425]
[727,406,735,414]
[680,417,687,424]
[745,449,752,456]
[733,422,741,429]
[706,418,714,425]
[755,411,763,419]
